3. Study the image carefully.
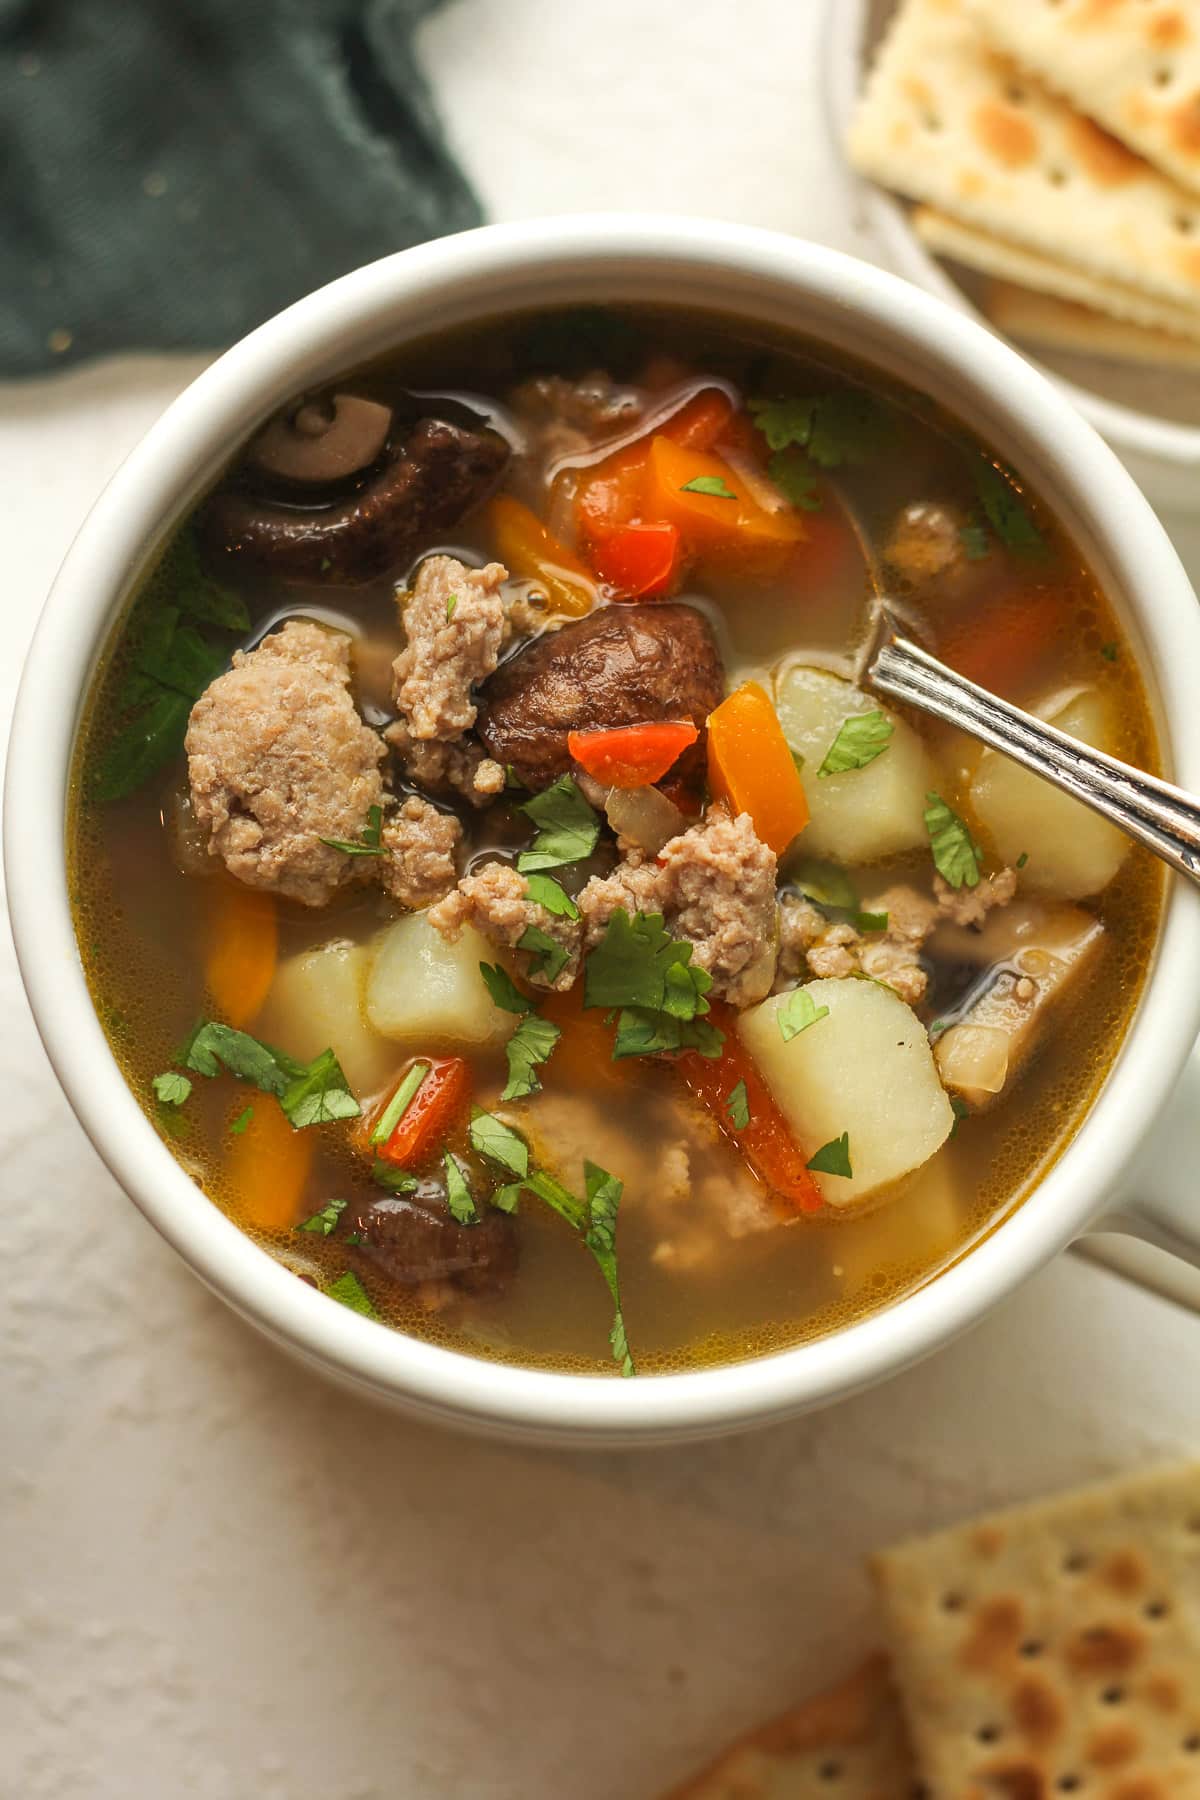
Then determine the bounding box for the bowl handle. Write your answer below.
[1082,1042,1200,1305]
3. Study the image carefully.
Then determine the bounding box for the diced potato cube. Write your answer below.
[772,664,936,863]
[970,685,1130,898]
[737,977,954,1206]
[934,1023,1010,1097]
[366,914,512,1051]
[263,939,397,1100]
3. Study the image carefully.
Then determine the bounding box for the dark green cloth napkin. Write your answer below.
[0,0,479,376]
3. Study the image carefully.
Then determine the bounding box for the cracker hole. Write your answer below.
[1057,1778,1082,1793]
[1100,1686,1125,1706]
[922,113,944,134]
[941,1590,966,1612]
[817,1760,842,1782]
[1046,167,1069,187]
[1155,66,1174,88]
[1175,213,1197,236]
[1020,1639,1045,1658]
[1007,83,1027,104]
[1144,1600,1169,1620]
[1183,1734,1200,1754]
[976,1723,1003,1744]
[1063,1551,1090,1573]
[1187,1516,1200,1534]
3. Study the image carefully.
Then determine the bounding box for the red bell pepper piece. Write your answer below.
[369,1056,472,1170]
[587,520,681,600]
[567,719,699,788]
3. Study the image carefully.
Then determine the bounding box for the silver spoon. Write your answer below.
[864,604,1200,887]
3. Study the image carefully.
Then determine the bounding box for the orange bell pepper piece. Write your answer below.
[678,1004,822,1213]
[225,1096,314,1233]
[707,682,809,856]
[487,495,596,618]
[568,719,699,788]
[205,883,278,1029]
[644,438,808,556]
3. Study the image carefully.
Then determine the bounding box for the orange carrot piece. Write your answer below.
[225,1096,314,1233]
[658,387,735,451]
[939,588,1065,697]
[487,495,596,617]
[706,682,809,856]
[205,883,278,1029]
[540,984,636,1090]
[644,437,808,555]
[568,720,698,788]
[678,1005,823,1213]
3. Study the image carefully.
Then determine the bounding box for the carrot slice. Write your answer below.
[367,1056,472,1170]
[205,883,278,1030]
[568,719,699,788]
[487,495,596,617]
[225,1096,314,1233]
[939,588,1065,697]
[678,1006,822,1213]
[706,682,809,856]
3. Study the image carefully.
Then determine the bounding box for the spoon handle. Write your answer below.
[868,628,1200,888]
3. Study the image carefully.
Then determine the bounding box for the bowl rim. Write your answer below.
[818,0,1200,476]
[8,213,1200,1446]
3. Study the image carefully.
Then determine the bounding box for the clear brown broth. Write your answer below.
[69,305,1162,1374]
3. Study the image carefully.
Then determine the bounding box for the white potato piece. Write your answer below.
[737,977,954,1206]
[263,940,397,1099]
[773,664,936,863]
[366,913,512,1052]
[970,685,1130,899]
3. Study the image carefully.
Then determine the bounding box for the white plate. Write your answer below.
[821,0,1200,514]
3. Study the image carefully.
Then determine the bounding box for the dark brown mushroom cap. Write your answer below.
[200,415,510,587]
[247,392,393,486]
[476,602,726,790]
[345,1188,519,1296]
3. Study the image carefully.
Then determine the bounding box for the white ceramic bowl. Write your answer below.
[821,0,1200,515]
[8,216,1200,1448]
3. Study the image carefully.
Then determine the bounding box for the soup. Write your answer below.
[70,306,1161,1376]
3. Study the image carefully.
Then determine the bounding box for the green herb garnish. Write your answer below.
[152,1071,192,1107]
[949,1095,969,1140]
[469,1107,529,1179]
[371,1161,418,1193]
[585,908,723,1061]
[517,775,600,873]
[518,924,570,985]
[230,1105,254,1135]
[817,710,893,778]
[319,802,385,858]
[584,1161,635,1378]
[281,1048,363,1128]
[924,792,983,890]
[501,1013,562,1102]
[854,911,889,933]
[750,388,892,469]
[725,1080,750,1132]
[680,474,737,499]
[491,1183,522,1214]
[767,446,823,510]
[1100,642,1118,662]
[296,1199,347,1237]
[524,873,581,919]
[777,988,830,1043]
[326,1270,378,1318]
[1016,851,1029,870]
[972,460,1044,557]
[370,1061,430,1146]
[959,519,991,562]
[479,963,533,1015]
[446,593,459,622]
[806,1132,853,1178]
[788,857,858,912]
[179,1021,360,1128]
[443,1152,477,1225]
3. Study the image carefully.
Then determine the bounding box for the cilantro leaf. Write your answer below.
[959,519,991,562]
[326,1271,378,1318]
[725,1080,750,1131]
[296,1199,347,1236]
[518,924,570,985]
[524,873,581,920]
[443,1152,477,1225]
[611,1007,723,1060]
[319,802,387,857]
[371,1161,418,1193]
[479,963,533,1015]
[152,1071,192,1107]
[972,460,1044,557]
[750,389,891,469]
[680,474,737,499]
[767,447,822,510]
[924,792,983,890]
[501,1013,562,1102]
[1101,642,1118,663]
[949,1095,969,1140]
[446,592,458,621]
[584,1160,635,1378]
[370,1061,430,1146]
[806,1132,853,1178]
[777,988,830,1043]
[854,911,888,933]
[230,1105,254,1135]
[469,1107,529,1179]
[788,857,858,912]
[517,776,599,872]
[280,1049,361,1128]
[522,1167,586,1231]
[491,1183,522,1214]
[1016,851,1029,870]
[584,909,709,1018]
[817,710,893,778]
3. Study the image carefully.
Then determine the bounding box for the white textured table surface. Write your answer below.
[4,5,1200,1796]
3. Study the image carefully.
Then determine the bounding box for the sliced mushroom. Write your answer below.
[201,415,510,587]
[247,392,393,486]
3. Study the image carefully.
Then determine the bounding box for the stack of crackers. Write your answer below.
[848,0,1200,371]
[665,1461,1200,1797]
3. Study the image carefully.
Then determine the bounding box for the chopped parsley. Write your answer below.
[296,1198,347,1236]
[725,1080,750,1132]
[924,792,983,890]
[326,1270,377,1318]
[491,1183,522,1214]
[94,529,249,802]
[817,710,893,778]
[179,1021,360,1128]
[370,1061,430,1146]
[959,519,991,562]
[469,1107,529,1179]
[789,857,858,912]
[517,776,600,873]
[584,908,723,1061]
[750,388,892,469]
[152,1071,192,1107]
[854,910,889,933]
[281,1048,363,1128]
[371,1161,418,1193]
[767,446,823,510]
[680,474,737,499]
[1100,641,1118,662]
[501,1013,562,1102]
[443,1152,477,1225]
[806,1132,853,1178]
[584,1161,635,1378]
[445,592,459,622]
[230,1104,254,1135]
[972,459,1044,557]
[1016,851,1029,870]
[949,1095,970,1140]
[319,802,385,858]
[479,963,533,1015]
[518,924,570,985]
[524,873,581,920]
[777,988,830,1043]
